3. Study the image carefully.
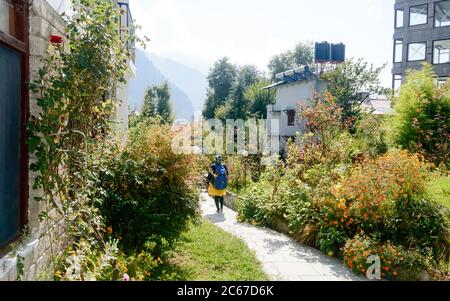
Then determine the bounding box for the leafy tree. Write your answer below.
[156,82,174,124]
[268,41,314,80]
[237,65,261,87]
[268,52,293,81]
[227,65,262,120]
[389,63,450,166]
[292,41,314,67]
[203,57,237,118]
[244,81,276,118]
[142,87,157,118]
[323,58,387,131]
[141,82,174,124]
[214,101,233,121]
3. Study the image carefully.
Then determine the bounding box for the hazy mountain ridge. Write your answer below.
[128,49,193,119]
[128,49,207,120]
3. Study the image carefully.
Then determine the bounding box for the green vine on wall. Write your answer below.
[27,0,143,280]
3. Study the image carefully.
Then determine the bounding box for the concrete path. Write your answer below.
[200,192,364,281]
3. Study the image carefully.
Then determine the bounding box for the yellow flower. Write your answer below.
[327,251,334,257]
[54,270,62,278]
[337,198,347,209]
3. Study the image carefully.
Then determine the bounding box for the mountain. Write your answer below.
[128,49,195,120]
[149,53,208,112]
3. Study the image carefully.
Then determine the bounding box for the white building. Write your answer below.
[265,65,392,155]
[265,66,328,154]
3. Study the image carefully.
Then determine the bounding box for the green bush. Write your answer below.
[352,113,389,158]
[96,120,199,255]
[235,178,273,226]
[317,226,349,258]
[389,63,450,166]
[386,196,450,259]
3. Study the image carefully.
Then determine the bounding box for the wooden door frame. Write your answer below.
[0,0,30,248]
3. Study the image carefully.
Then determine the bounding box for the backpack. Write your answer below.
[213,163,228,190]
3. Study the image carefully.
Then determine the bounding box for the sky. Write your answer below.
[131,0,395,87]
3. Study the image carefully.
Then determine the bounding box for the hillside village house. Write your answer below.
[0,0,135,280]
[266,65,392,155]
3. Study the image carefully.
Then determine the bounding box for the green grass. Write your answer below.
[427,173,450,209]
[155,220,268,281]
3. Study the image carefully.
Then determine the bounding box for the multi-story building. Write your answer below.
[393,0,450,90]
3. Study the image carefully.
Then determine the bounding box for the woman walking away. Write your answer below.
[207,155,229,213]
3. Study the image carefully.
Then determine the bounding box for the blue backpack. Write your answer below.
[213,163,228,190]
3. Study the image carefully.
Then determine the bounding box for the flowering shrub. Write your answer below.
[342,235,403,280]
[342,235,428,280]
[336,150,429,233]
[291,93,353,177]
[96,119,199,255]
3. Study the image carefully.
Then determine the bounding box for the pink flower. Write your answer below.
[123,273,130,281]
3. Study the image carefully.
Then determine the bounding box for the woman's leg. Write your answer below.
[219,197,224,211]
[214,196,220,212]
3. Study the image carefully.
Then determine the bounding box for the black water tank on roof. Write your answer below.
[315,41,331,62]
[331,43,346,62]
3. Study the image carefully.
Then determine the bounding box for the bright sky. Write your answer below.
[131,0,394,87]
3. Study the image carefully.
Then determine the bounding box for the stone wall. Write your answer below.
[0,0,67,281]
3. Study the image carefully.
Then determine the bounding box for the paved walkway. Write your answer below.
[200,192,364,281]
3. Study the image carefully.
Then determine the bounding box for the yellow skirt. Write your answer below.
[207,184,227,197]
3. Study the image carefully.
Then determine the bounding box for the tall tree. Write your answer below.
[227,65,262,120]
[203,57,237,119]
[156,81,174,124]
[141,81,174,124]
[323,58,387,130]
[268,41,314,80]
[292,41,314,67]
[245,81,276,119]
[142,86,157,118]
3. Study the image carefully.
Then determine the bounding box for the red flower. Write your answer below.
[50,35,63,44]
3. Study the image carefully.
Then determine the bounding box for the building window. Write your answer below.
[395,8,404,28]
[435,0,450,27]
[409,4,428,26]
[394,39,403,63]
[287,110,295,126]
[408,42,427,61]
[433,39,450,64]
[393,74,402,91]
